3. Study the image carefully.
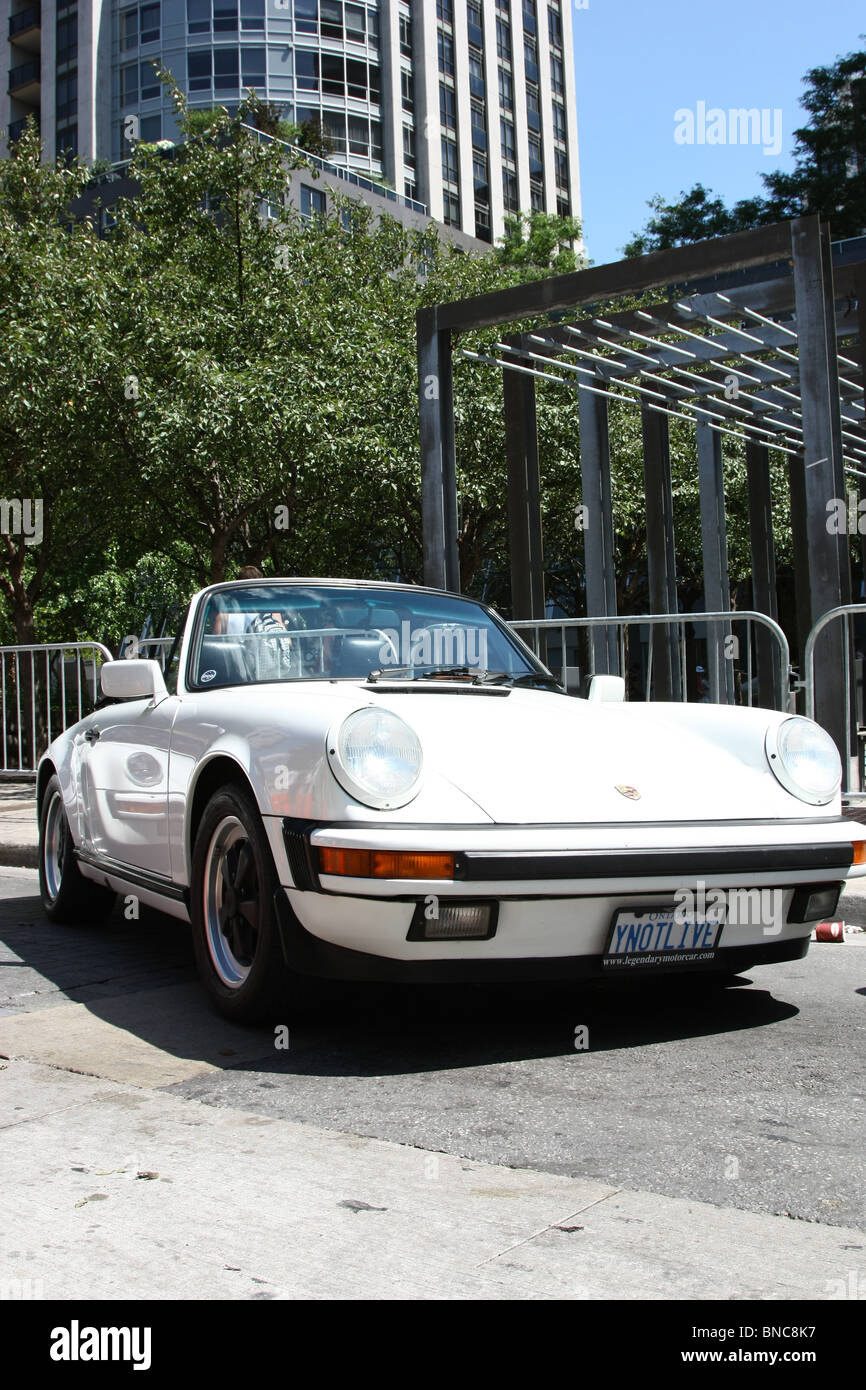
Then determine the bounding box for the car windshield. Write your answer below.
[190,584,551,689]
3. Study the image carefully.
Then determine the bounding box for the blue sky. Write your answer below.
[571,0,865,265]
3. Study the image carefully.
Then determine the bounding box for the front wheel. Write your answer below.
[38,774,116,924]
[190,785,295,1023]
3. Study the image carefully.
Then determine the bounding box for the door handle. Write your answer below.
[84,727,101,743]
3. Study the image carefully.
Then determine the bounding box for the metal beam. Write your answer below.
[790,217,850,755]
[641,403,681,700]
[696,422,734,703]
[745,441,781,709]
[577,387,618,673]
[503,366,545,625]
[436,222,793,334]
[417,307,459,590]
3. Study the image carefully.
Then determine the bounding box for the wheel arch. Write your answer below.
[36,758,57,818]
[186,754,260,878]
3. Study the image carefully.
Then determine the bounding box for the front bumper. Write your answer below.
[265,814,863,979]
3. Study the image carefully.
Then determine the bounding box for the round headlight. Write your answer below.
[765,716,841,805]
[327,707,423,810]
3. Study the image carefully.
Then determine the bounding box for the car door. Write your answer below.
[77,692,179,880]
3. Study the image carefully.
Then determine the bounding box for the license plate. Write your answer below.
[604,907,725,970]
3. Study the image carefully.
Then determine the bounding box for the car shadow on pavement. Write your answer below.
[0,893,799,1079]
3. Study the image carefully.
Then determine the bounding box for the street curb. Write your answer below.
[0,845,39,869]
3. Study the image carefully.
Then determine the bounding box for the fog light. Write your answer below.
[407,901,498,941]
[788,883,842,924]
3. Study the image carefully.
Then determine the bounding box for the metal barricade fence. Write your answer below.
[0,641,114,778]
[803,603,866,801]
[508,612,791,712]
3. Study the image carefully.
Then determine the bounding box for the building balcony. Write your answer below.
[8,59,40,101]
[9,4,41,49]
[7,113,38,140]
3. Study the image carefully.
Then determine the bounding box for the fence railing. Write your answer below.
[509,611,792,712]
[803,603,866,802]
[0,642,113,777]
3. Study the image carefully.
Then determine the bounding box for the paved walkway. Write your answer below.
[0,781,37,868]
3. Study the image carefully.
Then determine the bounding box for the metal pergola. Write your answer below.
[416,216,866,756]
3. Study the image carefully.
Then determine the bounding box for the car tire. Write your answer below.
[190,784,296,1023]
[38,774,116,924]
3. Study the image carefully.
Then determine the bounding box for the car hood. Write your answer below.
[363,686,824,824]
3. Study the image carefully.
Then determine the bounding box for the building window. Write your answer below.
[57,11,78,64]
[56,70,78,121]
[321,0,343,39]
[399,12,412,56]
[528,133,543,169]
[502,169,518,212]
[140,59,160,100]
[214,47,239,92]
[436,0,453,21]
[548,3,563,49]
[187,49,212,91]
[472,153,487,187]
[526,84,540,118]
[141,113,161,141]
[467,1,483,26]
[500,116,515,163]
[403,124,416,167]
[213,0,238,34]
[442,188,460,226]
[524,37,537,77]
[121,62,139,105]
[370,118,382,159]
[550,53,564,95]
[441,135,459,184]
[322,109,347,153]
[295,0,317,34]
[530,182,544,211]
[438,30,454,76]
[552,99,566,142]
[468,50,484,92]
[495,17,510,61]
[296,51,319,92]
[470,101,486,149]
[401,68,414,111]
[498,67,513,110]
[242,46,266,90]
[555,147,568,189]
[474,203,491,241]
[348,114,369,154]
[56,122,78,158]
[187,0,209,33]
[439,83,456,130]
[241,0,265,30]
[556,194,570,219]
[345,3,367,41]
[300,184,326,221]
[405,178,417,200]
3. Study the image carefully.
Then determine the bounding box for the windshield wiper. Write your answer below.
[475,671,563,690]
[368,665,491,683]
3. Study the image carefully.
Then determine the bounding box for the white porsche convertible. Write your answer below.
[36,578,866,1021]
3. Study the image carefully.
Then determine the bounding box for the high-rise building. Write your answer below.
[1,0,581,244]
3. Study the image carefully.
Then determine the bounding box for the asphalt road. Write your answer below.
[2,866,864,1232]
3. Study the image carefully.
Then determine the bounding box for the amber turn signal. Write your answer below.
[317,847,455,879]
[852,840,866,867]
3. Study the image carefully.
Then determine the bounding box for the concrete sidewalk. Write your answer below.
[1,1055,863,1301]
[0,780,37,869]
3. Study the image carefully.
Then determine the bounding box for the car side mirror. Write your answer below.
[100,659,168,703]
[587,674,625,703]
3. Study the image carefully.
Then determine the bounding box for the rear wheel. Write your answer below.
[191,785,295,1023]
[38,774,116,924]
